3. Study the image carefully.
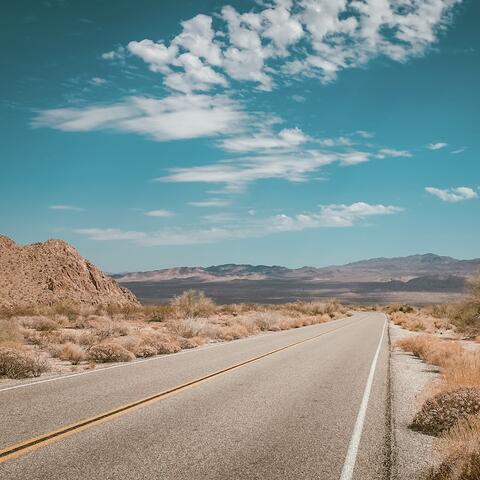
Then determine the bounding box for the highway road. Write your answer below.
[0,312,390,480]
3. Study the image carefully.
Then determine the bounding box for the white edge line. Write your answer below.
[0,314,359,393]
[339,314,387,480]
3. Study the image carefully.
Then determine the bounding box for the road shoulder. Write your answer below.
[389,323,440,480]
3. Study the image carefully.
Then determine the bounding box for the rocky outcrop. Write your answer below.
[0,235,139,310]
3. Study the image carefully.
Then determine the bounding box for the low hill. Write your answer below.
[0,235,139,310]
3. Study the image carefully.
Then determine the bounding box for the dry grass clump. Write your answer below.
[0,346,49,378]
[58,342,86,365]
[88,342,135,363]
[170,290,217,318]
[0,319,23,345]
[385,303,415,314]
[411,388,480,436]
[427,415,480,480]
[396,335,463,368]
[391,311,450,334]
[398,335,479,425]
[20,316,60,332]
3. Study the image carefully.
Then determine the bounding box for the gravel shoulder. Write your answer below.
[389,323,440,480]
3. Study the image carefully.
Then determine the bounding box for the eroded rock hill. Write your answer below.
[0,235,139,310]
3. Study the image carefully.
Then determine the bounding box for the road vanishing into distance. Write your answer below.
[0,312,390,480]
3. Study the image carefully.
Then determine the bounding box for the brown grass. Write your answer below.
[427,415,480,480]
[0,319,23,346]
[58,342,86,365]
[0,292,349,378]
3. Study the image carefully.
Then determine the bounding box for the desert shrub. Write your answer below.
[0,347,49,378]
[170,290,216,318]
[0,319,23,345]
[93,321,130,341]
[128,342,157,358]
[145,305,173,322]
[88,342,134,363]
[427,415,480,480]
[133,332,181,355]
[58,342,86,364]
[385,303,415,314]
[411,387,480,436]
[23,316,59,332]
[168,318,217,338]
[448,302,480,336]
[179,336,205,349]
[249,311,291,331]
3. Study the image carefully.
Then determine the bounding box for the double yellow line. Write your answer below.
[0,319,354,464]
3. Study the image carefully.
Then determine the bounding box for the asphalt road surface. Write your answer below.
[0,312,390,480]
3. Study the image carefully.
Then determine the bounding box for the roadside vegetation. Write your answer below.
[0,291,349,380]
[393,275,480,480]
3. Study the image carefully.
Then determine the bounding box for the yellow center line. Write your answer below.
[0,319,358,464]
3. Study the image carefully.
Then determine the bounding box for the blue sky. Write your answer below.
[1,0,479,272]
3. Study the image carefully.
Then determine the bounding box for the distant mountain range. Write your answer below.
[113,254,480,284]
[113,254,480,305]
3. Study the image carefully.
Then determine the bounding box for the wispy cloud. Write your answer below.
[49,205,84,212]
[157,148,411,191]
[427,142,448,150]
[33,94,247,141]
[144,209,174,217]
[451,147,467,154]
[188,198,231,207]
[425,186,478,202]
[221,127,309,152]
[75,202,402,246]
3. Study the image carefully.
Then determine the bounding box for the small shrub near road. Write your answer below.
[58,342,86,365]
[411,387,480,436]
[0,347,49,379]
[88,342,135,363]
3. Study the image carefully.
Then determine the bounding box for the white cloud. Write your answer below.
[375,148,412,159]
[451,147,466,154]
[427,142,448,150]
[89,77,107,86]
[33,94,247,141]
[123,1,461,91]
[99,1,462,96]
[221,127,309,152]
[144,209,174,217]
[75,202,402,246]
[101,47,125,61]
[75,228,146,241]
[425,186,478,202]
[158,147,408,190]
[188,198,231,207]
[49,205,84,212]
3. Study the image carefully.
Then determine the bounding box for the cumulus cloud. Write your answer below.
[425,186,478,202]
[122,0,461,91]
[75,202,402,246]
[49,205,84,211]
[33,94,247,141]
[427,142,448,150]
[144,209,174,217]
